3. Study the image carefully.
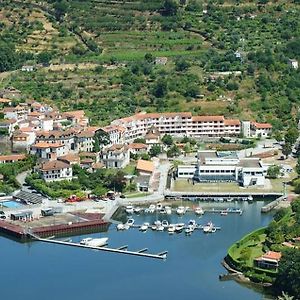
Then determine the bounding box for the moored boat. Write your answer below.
[125,205,134,214]
[139,222,150,232]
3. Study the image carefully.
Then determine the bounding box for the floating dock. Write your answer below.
[27,231,167,260]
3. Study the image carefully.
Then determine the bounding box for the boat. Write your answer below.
[227,197,233,202]
[195,207,204,215]
[162,220,169,228]
[151,220,161,230]
[156,203,163,211]
[168,224,176,234]
[80,237,108,247]
[176,206,186,216]
[220,211,228,216]
[175,223,185,233]
[80,237,93,244]
[247,195,253,202]
[188,220,197,228]
[125,205,134,214]
[134,207,142,214]
[117,223,126,230]
[126,218,135,226]
[156,225,165,231]
[159,208,167,214]
[185,225,194,235]
[203,222,214,233]
[165,206,172,215]
[139,222,150,232]
[148,204,156,213]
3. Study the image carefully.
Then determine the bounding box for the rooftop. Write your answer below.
[136,159,154,173]
[41,160,70,171]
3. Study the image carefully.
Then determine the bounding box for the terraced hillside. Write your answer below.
[0,0,300,131]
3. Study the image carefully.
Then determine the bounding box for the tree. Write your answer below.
[149,145,162,157]
[133,137,146,144]
[267,165,281,179]
[282,143,292,157]
[296,157,300,176]
[175,58,190,72]
[94,130,110,150]
[162,0,178,16]
[54,0,68,21]
[37,51,53,65]
[275,248,300,298]
[152,79,168,98]
[285,127,299,145]
[167,144,181,157]
[162,134,173,146]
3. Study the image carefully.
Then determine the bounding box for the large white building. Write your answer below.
[108,112,271,144]
[40,160,73,182]
[177,151,266,187]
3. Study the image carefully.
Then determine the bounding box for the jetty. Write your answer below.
[27,231,167,260]
[261,195,287,212]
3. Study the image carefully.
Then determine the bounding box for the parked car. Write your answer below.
[0,211,6,219]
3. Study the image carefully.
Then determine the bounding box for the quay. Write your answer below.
[27,231,167,260]
[164,191,282,201]
[261,195,287,213]
[0,212,110,240]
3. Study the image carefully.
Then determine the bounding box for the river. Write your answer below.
[0,201,274,300]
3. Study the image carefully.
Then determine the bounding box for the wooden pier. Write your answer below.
[27,231,168,260]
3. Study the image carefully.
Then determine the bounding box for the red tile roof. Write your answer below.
[192,115,225,122]
[41,160,70,171]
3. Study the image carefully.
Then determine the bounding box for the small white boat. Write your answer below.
[185,225,194,235]
[168,224,176,234]
[203,222,214,233]
[148,204,156,213]
[165,206,172,215]
[80,237,93,245]
[176,206,186,216]
[156,203,163,211]
[156,225,164,231]
[227,197,233,202]
[175,223,185,233]
[162,220,169,228]
[126,218,135,226]
[220,211,228,216]
[159,208,167,214]
[247,195,253,202]
[139,222,150,231]
[188,220,197,228]
[125,205,134,214]
[134,207,142,214]
[195,207,204,215]
[117,223,125,230]
[80,237,108,247]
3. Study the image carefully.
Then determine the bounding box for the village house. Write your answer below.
[145,126,161,145]
[99,125,125,146]
[39,160,73,182]
[128,143,148,155]
[254,251,282,270]
[12,130,35,152]
[250,122,272,138]
[62,110,89,127]
[101,144,130,168]
[135,159,155,192]
[3,105,29,122]
[0,98,12,107]
[0,118,17,136]
[77,130,95,152]
[0,154,26,164]
[31,142,67,161]
[0,87,21,100]
[57,153,80,166]
[288,59,298,70]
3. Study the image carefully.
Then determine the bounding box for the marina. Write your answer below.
[0,200,274,300]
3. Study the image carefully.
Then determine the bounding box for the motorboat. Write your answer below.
[126,218,135,227]
[151,220,161,230]
[139,222,150,232]
[159,208,167,214]
[195,207,204,215]
[227,197,233,202]
[156,203,163,211]
[188,220,197,228]
[134,207,142,214]
[80,237,108,247]
[168,224,176,234]
[165,206,172,215]
[156,225,164,231]
[162,220,169,228]
[203,222,214,233]
[220,211,228,216]
[125,205,134,214]
[148,204,156,213]
[175,223,185,233]
[247,195,253,202]
[185,225,194,235]
[176,206,186,216]
[117,223,125,230]
[80,237,93,245]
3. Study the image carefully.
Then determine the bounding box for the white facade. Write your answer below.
[101,144,130,168]
[177,151,265,187]
[241,121,251,138]
[31,143,67,160]
[40,160,73,182]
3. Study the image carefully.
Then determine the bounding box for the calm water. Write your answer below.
[0,201,274,300]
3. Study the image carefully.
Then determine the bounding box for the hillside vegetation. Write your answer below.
[0,0,300,131]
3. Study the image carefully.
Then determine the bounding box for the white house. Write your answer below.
[31,142,67,161]
[288,59,298,70]
[251,122,272,138]
[101,144,130,168]
[40,160,73,182]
